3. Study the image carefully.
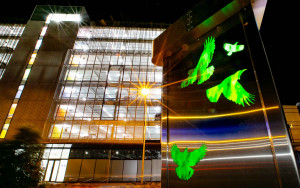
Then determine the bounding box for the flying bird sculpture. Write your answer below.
[206,69,255,107]
[223,42,244,56]
[181,37,216,88]
[171,144,207,180]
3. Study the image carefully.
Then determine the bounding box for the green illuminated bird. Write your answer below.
[223,42,244,56]
[206,69,255,107]
[171,144,207,180]
[181,37,216,88]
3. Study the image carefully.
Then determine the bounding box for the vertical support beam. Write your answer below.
[141,97,147,184]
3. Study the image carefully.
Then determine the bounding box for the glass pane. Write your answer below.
[44,160,54,181]
[56,160,68,182]
[51,160,60,181]
[49,149,62,159]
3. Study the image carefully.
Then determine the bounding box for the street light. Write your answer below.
[139,87,150,184]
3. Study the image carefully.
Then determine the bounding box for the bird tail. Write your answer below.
[175,166,194,180]
[206,83,223,102]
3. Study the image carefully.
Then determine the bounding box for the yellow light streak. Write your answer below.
[162,106,279,120]
[162,135,286,145]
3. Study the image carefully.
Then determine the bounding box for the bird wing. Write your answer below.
[171,144,184,166]
[222,70,255,107]
[180,37,215,88]
[188,144,207,167]
[227,81,255,107]
[206,82,224,102]
[198,36,215,70]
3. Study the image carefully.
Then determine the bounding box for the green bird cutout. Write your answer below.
[171,144,207,180]
[206,69,255,107]
[223,42,244,56]
[181,37,216,88]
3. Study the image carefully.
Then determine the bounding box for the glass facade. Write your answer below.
[41,26,164,182]
[47,27,164,142]
[41,144,161,182]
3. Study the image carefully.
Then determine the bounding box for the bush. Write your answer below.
[0,127,44,188]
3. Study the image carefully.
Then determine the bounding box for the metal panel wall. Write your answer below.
[137,160,151,182]
[160,2,300,188]
[123,160,138,182]
[151,159,161,181]
[94,159,110,182]
[110,160,124,181]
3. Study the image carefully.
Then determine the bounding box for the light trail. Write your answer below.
[162,106,279,120]
[162,152,291,162]
[162,135,286,145]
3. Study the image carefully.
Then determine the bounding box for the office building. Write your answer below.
[0,5,165,183]
[1,1,300,187]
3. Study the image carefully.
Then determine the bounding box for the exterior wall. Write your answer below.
[12,21,79,139]
[0,6,84,140]
[0,21,43,138]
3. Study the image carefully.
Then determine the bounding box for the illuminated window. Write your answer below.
[22,68,31,81]
[40,26,48,36]
[0,124,9,138]
[34,39,43,50]
[56,160,68,182]
[15,85,24,99]
[48,14,81,23]
[28,53,37,65]
[49,149,63,159]
[44,160,54,181]
[51,161,60,181]
[51,125,62,138]
[7,103,17,118]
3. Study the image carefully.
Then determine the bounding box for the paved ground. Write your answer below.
[45,182,161,188]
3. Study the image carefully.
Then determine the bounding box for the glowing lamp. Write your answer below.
[140,88,150,96]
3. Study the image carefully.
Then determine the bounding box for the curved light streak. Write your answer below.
[162,106,279,120]
[162,135,286,145]
[163,153,291,162]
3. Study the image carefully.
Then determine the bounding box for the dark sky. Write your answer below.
[0,0,299,105]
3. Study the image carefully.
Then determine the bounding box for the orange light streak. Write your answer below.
[157,75,198,89]
[162,135,286,145]
[162,106,279,120]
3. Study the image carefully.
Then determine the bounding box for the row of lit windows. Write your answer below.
[0,24,25,37]
[54,103,161,121]
[74,40,153,52]
[0,50,13,79]
[77,27,164,40]
[59,85,161,100]
[64,69,162,83]
[0,39,19,50]
[49,123,160,140]
[68,53,154,66]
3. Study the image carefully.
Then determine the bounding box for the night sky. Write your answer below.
[0,0,299,105]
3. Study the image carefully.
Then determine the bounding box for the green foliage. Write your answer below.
[0,127,45,188]
[171,144,207,180]
[181,37,216,88]
[206,69,255,107]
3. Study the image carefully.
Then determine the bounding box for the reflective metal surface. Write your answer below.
[160,1,300,187]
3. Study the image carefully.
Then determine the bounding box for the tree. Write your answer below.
[0,127,44,188]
